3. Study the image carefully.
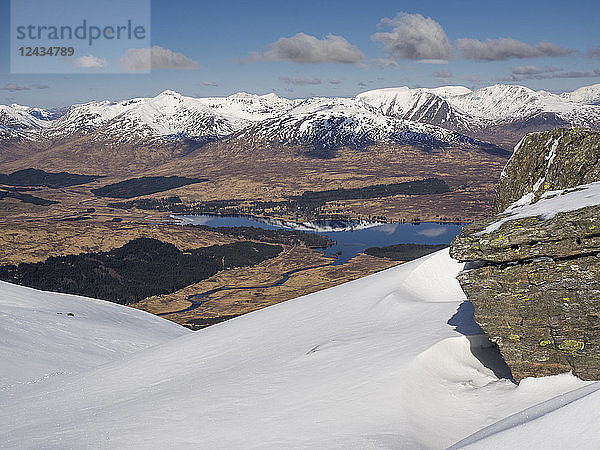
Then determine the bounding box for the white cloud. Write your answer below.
[328,78,342,85]
[74,55,107,69]
[372,12,452,61]
[497,67,600,82]
[202,81,219,87]
[588,47,600,58]
[553,69,600,78]
[0,83,50,91]
[510,65,558,75]
[279,76,322,86]
[535,42,576,57]
[372,57,400,69]
[0,83,29,91]
[456,38,574,61]
[251,33,364,64]
[417,59,449,65]
[117,46,201,71]
[371,12,575,63]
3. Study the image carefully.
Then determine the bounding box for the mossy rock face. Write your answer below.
[451,128,600,382]
[457,256,600,382]
[494,128,600,213]
[450,204,600,263]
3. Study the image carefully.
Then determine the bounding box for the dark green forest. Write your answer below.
[107,178,450,220]
[297,178,451,202]
[92,176,208,199]
[0,168,101,188]
[182,224,331,248]
[0,188,58,206]
[0,238,282,304]
[363,243,448,261]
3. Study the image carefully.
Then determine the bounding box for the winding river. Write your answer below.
[157,263,331,316]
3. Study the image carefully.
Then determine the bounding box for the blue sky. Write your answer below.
[1,0,599,108]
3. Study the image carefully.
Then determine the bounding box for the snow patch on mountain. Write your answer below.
[560,83,600,105]
[197,92,299,123]
[0,105,54,143]
[480,181,600,235]
[428,85,473,97]
[357,86,475,130]
[235,96,482,150]
[359,84,600,130]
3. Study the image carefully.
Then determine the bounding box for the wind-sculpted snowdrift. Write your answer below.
[2,249,598,448]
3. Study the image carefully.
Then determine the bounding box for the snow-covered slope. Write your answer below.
[197,91,298,123]
[481,180,600,234]
[0,104,52,141]
[359,84,600,131]
[0,281,189,393]
[47,91,229,142]
[448,84,600,127]
[91,91,237,143]
[234,96,483,151]
[43,91,295,143]
[44,98,143,137]
[560,83,600,105]
[449,84,579,123]
[0,104,52,129]
[356,86,475,130]
[2,249,598,448]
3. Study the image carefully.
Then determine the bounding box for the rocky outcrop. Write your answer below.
[450,128,600,382]
[494,128,600,212]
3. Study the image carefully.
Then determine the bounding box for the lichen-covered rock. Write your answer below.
[450,204,600,263]
[451,128,600,382]
[494,128,600,213]
[458,256,600,381]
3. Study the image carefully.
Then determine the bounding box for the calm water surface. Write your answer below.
[175,215,464,265]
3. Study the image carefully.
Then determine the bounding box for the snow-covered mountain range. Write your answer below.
[43,90,286,144]
[2,250,599,447]
[357,83,600,132]
[233,96,485,152]
[0,104,54,142]
[2,83,600,149]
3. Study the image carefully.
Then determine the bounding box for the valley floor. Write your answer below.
[0,143,508,327]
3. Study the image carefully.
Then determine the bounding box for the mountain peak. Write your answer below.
[482,84,536,94]
[259,92,281,100]
[427,85,472,97]
[228,92,259,99]
[157,89,183,98]
[561,83,600,105]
